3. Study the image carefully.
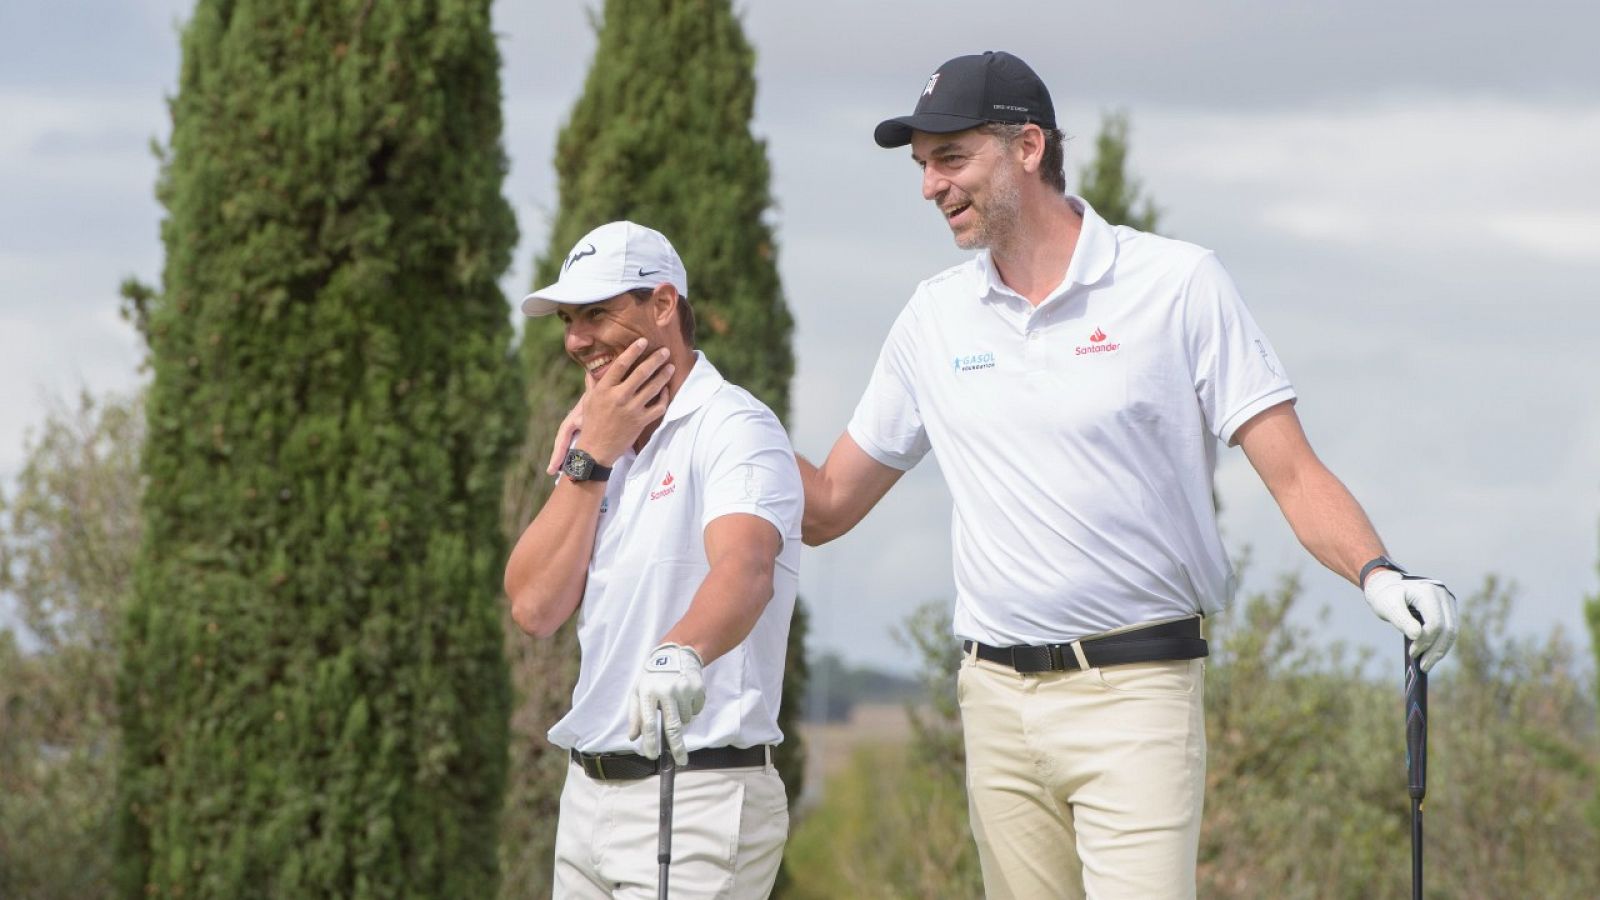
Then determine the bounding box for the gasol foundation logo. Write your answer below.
[1074,327,1121,356]
[953,350,996,373]
[649,471,677,501]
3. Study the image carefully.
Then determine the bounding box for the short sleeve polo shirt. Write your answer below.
[847,197,1295,645]
[548,352,803,754]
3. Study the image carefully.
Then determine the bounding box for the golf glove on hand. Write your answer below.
[628,642,706,765]
[1363,568,1459,672]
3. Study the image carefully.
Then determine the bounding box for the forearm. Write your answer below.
[1271,463,1387,585]
[797,454,840,544]
[799,434,903,546]
[660,557,775,665]
[503,479,604,636]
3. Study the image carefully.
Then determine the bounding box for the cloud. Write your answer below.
[3,0,1598,673]
[744,0,1599,111]
[1130,98,1600,263]
[1491,212,1600,265]
[0,0,189,88]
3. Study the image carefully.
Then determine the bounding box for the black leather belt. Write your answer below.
[964,617,1208,674]
[569,745,772,781]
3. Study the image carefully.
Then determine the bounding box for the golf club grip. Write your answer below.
[1404,610,1427,801]
[659,718,675,865]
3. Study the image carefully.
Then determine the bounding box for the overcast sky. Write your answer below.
[3,1,1596,674]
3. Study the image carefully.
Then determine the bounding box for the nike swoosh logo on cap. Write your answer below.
[638,267,661,277]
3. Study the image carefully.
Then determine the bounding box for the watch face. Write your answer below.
[563,451,593,480]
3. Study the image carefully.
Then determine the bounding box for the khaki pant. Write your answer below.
[553,759,788,899]
[958,650,1206,900]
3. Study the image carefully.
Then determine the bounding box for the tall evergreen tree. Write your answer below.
[1078,110,1161,232]
[499,0,803,891]
[117,1,519,895]
[1584,524,1600,830]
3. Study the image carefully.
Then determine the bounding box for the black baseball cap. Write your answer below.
[874,51,1056,149]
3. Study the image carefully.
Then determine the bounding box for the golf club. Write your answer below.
[1404,609,1427,900]
[658,712,676,900]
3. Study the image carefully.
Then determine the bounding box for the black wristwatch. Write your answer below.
[1358,555,1406,587]
[561,448,612,483]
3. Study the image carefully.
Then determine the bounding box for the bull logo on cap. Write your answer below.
[564,243,596,272]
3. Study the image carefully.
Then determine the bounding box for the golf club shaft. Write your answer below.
[1412,798,1423,899]
[658,714,675,900]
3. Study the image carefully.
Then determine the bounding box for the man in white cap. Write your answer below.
[505,221,800,897]
[796,52,1461,898]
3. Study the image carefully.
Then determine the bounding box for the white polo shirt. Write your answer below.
[847,197,1295,646]
[548,352,802,755]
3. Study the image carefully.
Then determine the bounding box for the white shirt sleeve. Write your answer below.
[845,303,932,470]
[697,403,803,547]
[1181,252,1297,445]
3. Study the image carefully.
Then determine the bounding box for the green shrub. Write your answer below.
[783,744,982,900]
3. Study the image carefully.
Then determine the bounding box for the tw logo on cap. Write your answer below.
[923,73,941,96]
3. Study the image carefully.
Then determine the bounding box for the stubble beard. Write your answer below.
[952,164,1023,253]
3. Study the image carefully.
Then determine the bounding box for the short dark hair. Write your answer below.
[627,287,696,347]
[979,122,1066,194]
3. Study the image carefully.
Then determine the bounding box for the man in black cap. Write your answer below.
[797,51,1460,898]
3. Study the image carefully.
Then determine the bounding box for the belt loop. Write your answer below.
[593,756,606,780]
[1068,640,1090,670]
[964,640,978,664]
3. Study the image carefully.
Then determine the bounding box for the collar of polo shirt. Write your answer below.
[660,350,721,425]
[975,195,1118,305]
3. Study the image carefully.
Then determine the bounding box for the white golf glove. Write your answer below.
[627,642,706,765]
[1362,568,1459,672]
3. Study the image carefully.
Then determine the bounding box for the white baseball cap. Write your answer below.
[521,221,689,317]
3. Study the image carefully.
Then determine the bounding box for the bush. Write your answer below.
[786,580,1600,899]
[0,391,143,898]
[782,743,982,900]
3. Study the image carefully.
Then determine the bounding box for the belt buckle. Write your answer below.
[1048,644,1068,671]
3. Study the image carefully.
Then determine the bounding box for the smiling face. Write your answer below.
[556,289,667,383]
[911,128,1025,251]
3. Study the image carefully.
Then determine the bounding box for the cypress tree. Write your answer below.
[499,0,804,890]
[117,1,518,895]
[1078,110,1161,232]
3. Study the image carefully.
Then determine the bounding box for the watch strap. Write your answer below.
[563,449,612,482]
[1359,555,1406,587]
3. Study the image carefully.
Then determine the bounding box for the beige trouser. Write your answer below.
[552,758,788,899]
[958,647,1206,900]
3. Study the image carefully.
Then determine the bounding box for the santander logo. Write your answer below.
[1076,326,1120,356]
[649,471,678,501]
